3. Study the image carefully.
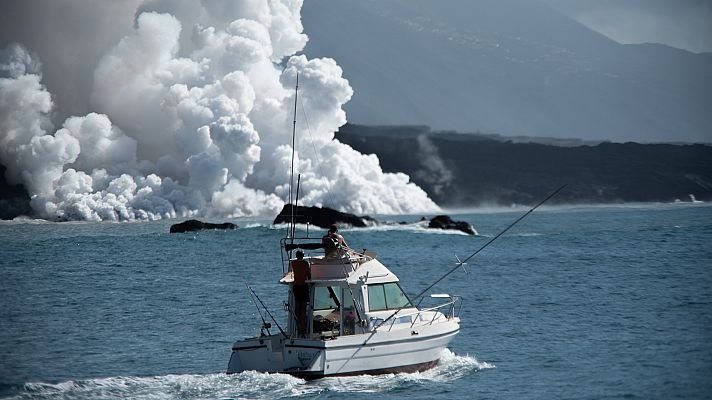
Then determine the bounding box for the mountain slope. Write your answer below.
[302,0,712,143]
[336,124,712,206]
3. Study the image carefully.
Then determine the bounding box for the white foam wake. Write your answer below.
[314,349,493,393]
[277,222,478,236]
[10,372,310,400]
[6,350,492,399]
[350,223,477,236]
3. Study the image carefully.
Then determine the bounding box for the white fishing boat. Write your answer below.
[226,74,460,378]
[226,238,461,379]
[224,71,564,376]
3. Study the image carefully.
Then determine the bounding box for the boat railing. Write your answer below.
[378,295,461,332]
[280,236,373,273]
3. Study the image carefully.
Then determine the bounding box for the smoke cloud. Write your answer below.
[0,1,438,221]
[414,134,454,197]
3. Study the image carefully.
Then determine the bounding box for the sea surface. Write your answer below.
[1,203,711,399]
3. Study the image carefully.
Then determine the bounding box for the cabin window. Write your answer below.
[312,286,341,336]
[367,283,412,311]
[312,286,341,311]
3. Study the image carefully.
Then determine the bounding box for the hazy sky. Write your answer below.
[542,0,712,53]
[1,0,709,122]
[0,0,710,140]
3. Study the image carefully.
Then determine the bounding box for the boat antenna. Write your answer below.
[289,73,299,238]
[375,184,566,329]
[247,285,288,338]
[291,174,301,241]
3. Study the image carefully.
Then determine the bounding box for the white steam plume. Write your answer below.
[414,134,454,197]
[0,1,438,221]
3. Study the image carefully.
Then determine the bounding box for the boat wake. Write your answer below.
[313,349,493,394]
[4,350,491,399]
[5,372,305,400]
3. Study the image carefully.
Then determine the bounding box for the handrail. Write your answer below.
[280,236,372,273]
[377,296,461,332]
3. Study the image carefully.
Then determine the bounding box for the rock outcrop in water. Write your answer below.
[169,219,237,233]
[273,204,475,235]
[0,164,31,220]
[273,205,377,229]
[428,215,477,235]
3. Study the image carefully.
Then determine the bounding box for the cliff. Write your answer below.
[336,124,712,206]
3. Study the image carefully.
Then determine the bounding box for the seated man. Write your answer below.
[322,224,348,258]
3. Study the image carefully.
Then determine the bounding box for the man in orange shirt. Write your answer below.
[291,250,311,337]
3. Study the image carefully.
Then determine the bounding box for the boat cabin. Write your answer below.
[281,247,416,339]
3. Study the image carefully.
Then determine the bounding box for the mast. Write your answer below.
[289,73,299,238]
[292,174,301,240]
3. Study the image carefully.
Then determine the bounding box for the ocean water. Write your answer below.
[1,203,711,399]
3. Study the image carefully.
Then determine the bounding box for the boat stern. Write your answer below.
[227,335,325,375]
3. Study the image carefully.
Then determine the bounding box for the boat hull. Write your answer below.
[227,318,459,378]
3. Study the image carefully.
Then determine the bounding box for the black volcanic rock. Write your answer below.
[0,163,32,220]
[428,215,476,235]
[273,205,376,229]
[170,219,237,233]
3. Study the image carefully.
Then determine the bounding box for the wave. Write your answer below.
[274,222,477,236]
[347,223,473,236]
[476,231,543,238]
[0,213,479,237]
[3,350,491,399]
[5,372,306,400]
[443,201,712,215]
[0,218,87,225]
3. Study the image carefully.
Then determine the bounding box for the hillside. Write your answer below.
[302,0,712,143]
[2,126,710,219]
[336,124,712,206]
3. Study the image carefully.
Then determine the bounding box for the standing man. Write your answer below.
[291,250,311,337]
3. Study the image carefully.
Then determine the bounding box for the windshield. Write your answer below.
[313,286,341,311]
[367,282,412,311]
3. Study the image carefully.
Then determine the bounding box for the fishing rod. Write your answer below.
[414,183,566,301]
[375,184,566,329]
[247,285,288,338]
[246,284,272,336]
